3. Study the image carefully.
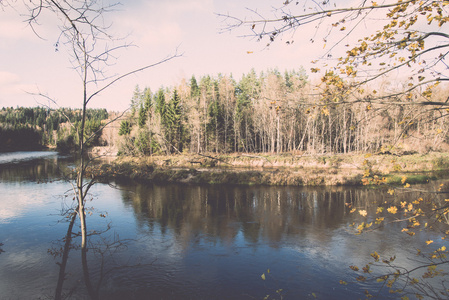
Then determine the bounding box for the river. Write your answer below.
[0,151,447,299]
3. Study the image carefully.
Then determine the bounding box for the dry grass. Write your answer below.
[94,152,449,186]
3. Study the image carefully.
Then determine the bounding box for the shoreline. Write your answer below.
[90,152,449,186]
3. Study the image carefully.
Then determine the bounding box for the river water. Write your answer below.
[0,151,447,299]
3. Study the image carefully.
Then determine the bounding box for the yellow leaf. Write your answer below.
[426,240,434,245]
[387,206,398,214]
[401,176,407,184]
[350,265,359,271]
[261,273,266,280]
[375,217,384,224]
[359,210,368,217]
[371,251,380,261]
[388,189,395,195]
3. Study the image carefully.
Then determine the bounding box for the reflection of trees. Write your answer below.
[121,184,402,250]
[0,157,70,182]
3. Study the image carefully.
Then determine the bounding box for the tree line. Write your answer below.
[119,68,449,156]
[0,107,108,152]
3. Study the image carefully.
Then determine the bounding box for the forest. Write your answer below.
[2,68,448,157]
[117,68,449,157]
[0,107,108,152]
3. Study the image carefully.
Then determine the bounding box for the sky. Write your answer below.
[0,0,354,111]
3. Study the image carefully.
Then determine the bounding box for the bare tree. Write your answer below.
[5,1,180,298]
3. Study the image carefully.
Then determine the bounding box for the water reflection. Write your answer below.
[0,151,70,183]
[122,184,388,248]
[1,152,448,299]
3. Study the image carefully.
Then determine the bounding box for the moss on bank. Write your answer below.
[90,152,449,186]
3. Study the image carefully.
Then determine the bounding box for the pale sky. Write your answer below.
[0,0,357,111]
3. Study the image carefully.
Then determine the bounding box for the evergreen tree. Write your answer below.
[118,120,132,136]
[166,89,183,153]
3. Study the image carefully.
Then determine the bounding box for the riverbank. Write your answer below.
[90,151,449,186]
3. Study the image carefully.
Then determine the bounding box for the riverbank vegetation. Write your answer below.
[91,151,449,186]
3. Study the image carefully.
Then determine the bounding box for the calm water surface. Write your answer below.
[0,151,446,299]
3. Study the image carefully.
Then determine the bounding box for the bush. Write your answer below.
[432,156,449,170]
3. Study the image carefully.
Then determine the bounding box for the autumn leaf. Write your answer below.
[387,206,398,214]
[359,210,367,217]
[426,240,434,245]
[350,265,359,271]
[375,217,384,224]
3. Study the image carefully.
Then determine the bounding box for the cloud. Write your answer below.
[0,71,38,95]
[0,18,31,42]
[0,71,20,85]
[113,0,214,49]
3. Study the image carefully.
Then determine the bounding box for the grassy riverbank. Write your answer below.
[91,152,449,186]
